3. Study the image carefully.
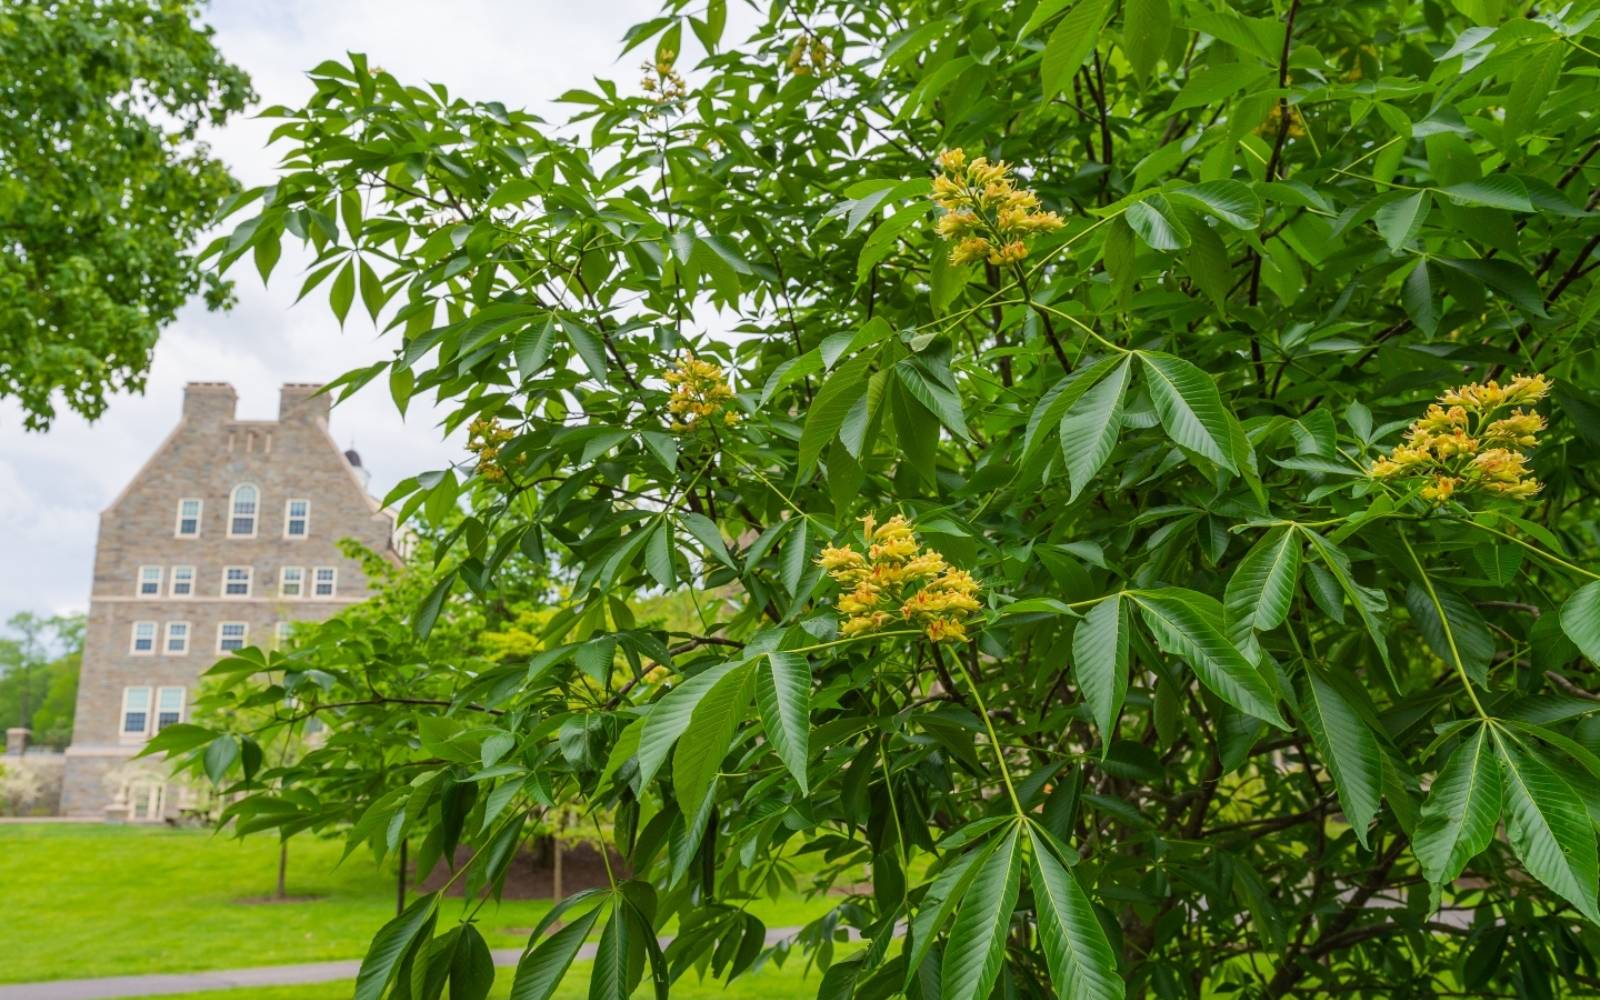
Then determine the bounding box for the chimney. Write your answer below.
[182,382,237,423]
[279,383,331,423]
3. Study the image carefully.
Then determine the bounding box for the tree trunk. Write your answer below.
[276,839,288,900]
[551,834,563,902]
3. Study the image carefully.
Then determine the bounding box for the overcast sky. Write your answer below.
[0,0,677,621]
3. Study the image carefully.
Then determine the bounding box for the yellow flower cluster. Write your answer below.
[786,35,831,76]
[1257,101,1307,139]
[1370,374,1551,502]
[467,417,514,483]
[932,149,1064,267]
[640,50,687,109]
[665,353,739,432]
[819,514,982,643]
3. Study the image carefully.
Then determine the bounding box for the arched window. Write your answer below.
[229,484,259,537]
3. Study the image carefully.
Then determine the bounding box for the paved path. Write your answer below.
[0,928,802,1000]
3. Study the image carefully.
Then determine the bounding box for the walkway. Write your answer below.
[0,928,802,1000]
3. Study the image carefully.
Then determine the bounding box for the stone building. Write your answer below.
[57,382,398,819]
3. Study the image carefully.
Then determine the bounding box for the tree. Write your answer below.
[0,613,84,747]
[169,1,1600,996]
[0,0,252,430]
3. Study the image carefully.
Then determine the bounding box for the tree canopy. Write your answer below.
[0,0,252,429]
[162,0,1600,996]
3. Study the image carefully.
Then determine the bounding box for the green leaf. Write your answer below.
[415,571,456,641]
[1169,180,1261,230]
[678,512,735,570]
[1041,0,1112,99]
[904,842,997,988]
[1059,357,1130,500]
[799,356,870,478]
[1494,731,1600,924]
[1440,176,1534,212]
[1402,260,1440,336]
[1133,590,1288,729]
[1437,258,1549,318]
[1072,595,1130,747]
[1299,666,1381,847]
[672,661,756,816]
[330,258,356,327]
[1125,197,1190,250]
[636,660,745,788]
[1223,528,1301,636]
[449,924,495,1000]
[1138,352,1237,472]
[1560,582,1600,665]
[1121,0,1171,84]
[1405,584,1494,688]
[509,904,602,1000]
[588,902,636,1000]
[203,735,238,784]
[1028,827,1124,1000]
[757,651,811,795]
[1374,190,1431,252]
[1302,531,1394,680]
[1504,42,1562,141]
[355,892,440,1000]
[940,825,1022,1000]
[1414,725,1501,887]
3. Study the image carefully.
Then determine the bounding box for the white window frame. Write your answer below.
[170,565,195,597]
[283,498,310,539]
[275,621,294,649]
[120,686,152,741]
[312,566,338,599]
[129,621,157,655]
[228,484,259,538]
[136,565,163,598]
[174,498,203,538]
[155,687,186,731]
[221,565,253,598]
[217,621,248,653]
[164,621,190,656]
[279,566,305,598]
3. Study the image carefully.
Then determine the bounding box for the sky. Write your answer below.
[0,0,674,621]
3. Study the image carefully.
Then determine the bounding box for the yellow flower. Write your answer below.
[817,513,983,643]
[1370,374,1547,504]
[930,150,1063,268]
[468,417,515,482]
[664,353,737,432]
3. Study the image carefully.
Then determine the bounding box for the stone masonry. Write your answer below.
[59,383,398,818]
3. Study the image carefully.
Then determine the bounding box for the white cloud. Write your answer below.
[0,0,672,620]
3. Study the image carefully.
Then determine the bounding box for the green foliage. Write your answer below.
[0,612,84,748]
[0,0,252,429]
[182,0,1600,996]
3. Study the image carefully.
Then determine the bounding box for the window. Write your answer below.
[284,499,310,538]
[313,567,337,598]
[222,566,252,597]
[279,566,304,598]
[136,566,163,597]
[175,498,202,537]
[229,484,259,537]
[130,621,157,655]
[155,687,185,731]
[275,621,294,648]
[164,622,189,655]
[217,622,247,652]
[170,566,195,597]
[121,687,151,738]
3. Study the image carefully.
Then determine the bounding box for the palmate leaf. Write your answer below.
[1028,827,1125,1000]
[1133,589,1288,729]
[1137,352,1237,472]
[672,660,756,816]
[1071,594,1129,747]
[1298,666,1381,847]
[1414,724,1501,887]
[1560,581,1600,664]
[1059,357,1130,500]
[1223,527,1301,637]
[635,659,745,788]
[941,824,1022,1000]
[587,899,640,1000]
[1494,730,1600,924]
[904,839,999,988]
[756,651,811,795]
[355,892,440,1000]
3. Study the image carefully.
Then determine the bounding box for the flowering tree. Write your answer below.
[161,0,1600,997]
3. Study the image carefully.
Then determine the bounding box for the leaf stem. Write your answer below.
[1399,531,1491,722]
[951,654,1026,818]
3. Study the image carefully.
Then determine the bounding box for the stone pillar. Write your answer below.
[182,382,238,423]
[4,727,28,756]
[279,383,331,423]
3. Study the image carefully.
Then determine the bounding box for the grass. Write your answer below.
[0,823,837,986]
[124,956,840,1000]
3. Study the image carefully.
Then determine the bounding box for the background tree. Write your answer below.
[0,0,252,430]
[0,612,84,748]
[163,1,1600,997]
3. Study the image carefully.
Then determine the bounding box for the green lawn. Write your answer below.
[0,823,837,988]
